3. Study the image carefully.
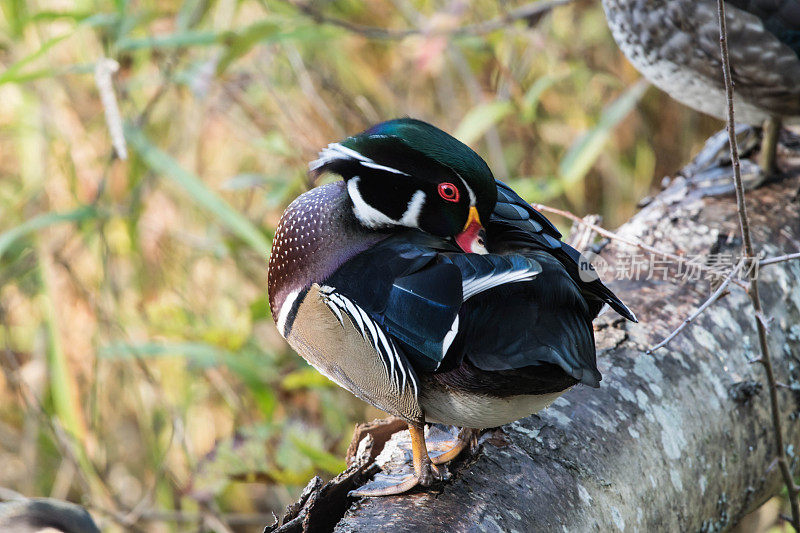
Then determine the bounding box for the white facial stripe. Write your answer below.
[309,142,373,171]
[359,161,410,175]
[348,177,426,230]
[458,175,477,206]
[276,288,300,337]
[348,177,397,228]
[399,191,426,227]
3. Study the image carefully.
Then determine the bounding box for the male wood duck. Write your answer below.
[603,0,800,184]
[267,119,636,496]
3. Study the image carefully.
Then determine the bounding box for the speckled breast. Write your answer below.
[602,0,800,123]
[267,181,383,334]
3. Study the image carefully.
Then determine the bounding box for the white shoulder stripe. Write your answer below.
[462,268,539,301]
[318,286,417,397]
[441,314,459,361]
[276,289,301,337]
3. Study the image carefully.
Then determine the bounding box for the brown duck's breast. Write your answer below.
[267,181,384,333]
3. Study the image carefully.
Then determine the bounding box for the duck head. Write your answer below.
[309,118,497,254]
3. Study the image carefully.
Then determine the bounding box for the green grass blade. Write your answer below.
[125,125,271,256]
[558,79,649,187]
[115,30,218,51]
[27,11,117,26]
[4,0,27,37]
[114,18,336,72]
[38,246,85,441]
[521,71,568,123]
[453,100,514,146]
[291,436,347,474]
[0,206,98,259]
[0,11,113,86]
[215,20,282,74]
[0,33,70,86]
[99,341,229,365]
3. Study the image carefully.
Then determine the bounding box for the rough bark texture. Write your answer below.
[271,151,800,532]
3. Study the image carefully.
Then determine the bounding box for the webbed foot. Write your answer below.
[349,424,447,497]
[430,427,480,465]
[682,124,765,197]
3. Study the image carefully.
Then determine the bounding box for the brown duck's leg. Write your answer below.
[431,427,479,465]
[349,423,442,497]
[759,116,781,175]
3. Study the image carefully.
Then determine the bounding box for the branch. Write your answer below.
[760,252,800,267]
[647,258,745,353]
[716,1,800,528]
[531,202,749,288]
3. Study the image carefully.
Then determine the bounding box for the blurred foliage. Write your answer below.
[0,0,725,530]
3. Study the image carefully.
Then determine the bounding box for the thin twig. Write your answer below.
[94,58,127,160]
[716,1,800,529]
[647,259,745,353]
[531,202,749,288]
[285,0,572,40]
[533,202,799,274]
[567,213,602,253]
[759,251,800,267]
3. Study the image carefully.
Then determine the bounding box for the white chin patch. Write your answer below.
[348,177,426,229]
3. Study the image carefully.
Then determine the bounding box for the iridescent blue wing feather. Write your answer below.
[489,179,637,323]
[456,251,600,387]
[325,232,542,372]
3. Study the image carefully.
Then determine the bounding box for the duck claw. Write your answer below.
[681,125,767,197]
[349,424,455,497]
[687,159,764,197]
[348,473,420,497]
[430,427,480,465]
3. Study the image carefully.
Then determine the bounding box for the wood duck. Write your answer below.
[602,0,800,184]
[267,119,636,496]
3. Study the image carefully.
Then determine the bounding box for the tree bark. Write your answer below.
[271,153,800,532]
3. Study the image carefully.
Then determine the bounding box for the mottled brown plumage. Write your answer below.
[603,0,800,124]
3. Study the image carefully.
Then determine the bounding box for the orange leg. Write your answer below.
[409,424,443,485]
[431,427,479,465]
[349,423,443,497]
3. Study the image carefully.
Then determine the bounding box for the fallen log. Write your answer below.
[270,148,800,532]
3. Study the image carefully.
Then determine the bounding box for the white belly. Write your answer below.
[419,388,567,428]
[621,48,771,125]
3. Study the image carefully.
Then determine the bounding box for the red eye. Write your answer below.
[438,182,460,202]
